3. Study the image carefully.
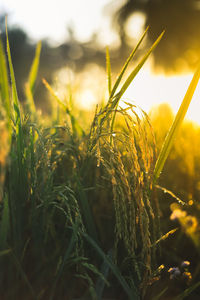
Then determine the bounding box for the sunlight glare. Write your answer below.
[54,63,106,110]
[0,0,111,45]
[79,89,97,109]
[123,61,200,125]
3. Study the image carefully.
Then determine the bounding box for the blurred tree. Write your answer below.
[114,0,200,73]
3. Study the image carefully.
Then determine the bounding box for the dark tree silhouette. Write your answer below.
[114,0,200,72]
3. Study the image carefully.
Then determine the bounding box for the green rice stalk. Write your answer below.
[6,19,22,129]
[28,41,42,93]
[117,31,164,101]
[109,26,149,100]
[153,60,200,184]
[93,105,156,291]
[106,46,112,96]
[0,37,11,126]
[6,19,28,256]
[43,78,85,137]
[25,41,42,114]
[90,30,164,148]
[109,30,164,139]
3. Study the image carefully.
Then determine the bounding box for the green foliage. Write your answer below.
[25,41,42,114]
[0,36,11,123]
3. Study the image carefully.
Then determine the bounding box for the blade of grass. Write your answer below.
[28,41,42,93]
[6,17,21,127]
[153,60,200,184]
[109,30,164,143]
[43,78,85,136]
[26,41,42,113]
[109,26,149,100]
[42,78,66,109]
[106,46,112,96]
[6,18,27,256]
[0,36,11,123]
[115,30,164,105]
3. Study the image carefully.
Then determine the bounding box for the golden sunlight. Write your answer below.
[54,60,200,125]
[123,61,200,125]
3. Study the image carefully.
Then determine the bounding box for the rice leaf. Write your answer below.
[42,78,66,110]
[28,41,42,93]
[109,26,149,100]
[116,30,164,104]
[6,19,26,258]
[6,17,24,162]
[0,36,11,122]
[153,60,200,184]
[5,18,21,126]
[108,31,164,141]
[43,78,85,136]
[26,41,42,113]
[106,46,112,96]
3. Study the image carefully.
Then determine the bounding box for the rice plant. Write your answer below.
[0,22,200,300]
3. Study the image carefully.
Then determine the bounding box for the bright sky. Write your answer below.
[1,0,200,124]
[0,0,121,45]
